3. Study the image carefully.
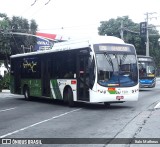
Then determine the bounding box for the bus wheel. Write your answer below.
[104,102,110,107]
[64,88,74,107]
[24,87,31,101]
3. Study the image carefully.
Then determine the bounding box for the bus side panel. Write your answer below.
[50,79,77,101]
[21,79,42,97]
[50,79,63,99]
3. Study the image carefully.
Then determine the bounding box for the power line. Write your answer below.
[144,12,157,56]
[123,27,139,34]
[37,23,99,31]
[20,0,39,17]
[21,0,53,19]
[45,0,52,5]
[31,0,38,6]
[28,0,53,18]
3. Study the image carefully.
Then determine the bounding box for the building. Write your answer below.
[0,63,7,77]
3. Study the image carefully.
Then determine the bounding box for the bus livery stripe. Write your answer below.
[51,80,62,99]
[50,81,56,99]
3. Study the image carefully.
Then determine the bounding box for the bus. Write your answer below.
[137,55,156,88]
[10,36,139,107]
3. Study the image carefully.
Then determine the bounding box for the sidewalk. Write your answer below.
[134,108,160,138]
[156,77,160,81]
[1,89,10,93]
[129,107,160,146]
[107,106,160,147]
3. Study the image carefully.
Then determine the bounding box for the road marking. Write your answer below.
[0,108,82,138]
[0,107,16,113]
[154,102,160,109]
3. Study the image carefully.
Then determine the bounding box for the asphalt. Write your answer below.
[134,107,160,138]
[0,78,160,145]
[133,77,160,142]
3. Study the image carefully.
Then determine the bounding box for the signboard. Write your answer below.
[34,37,52,51]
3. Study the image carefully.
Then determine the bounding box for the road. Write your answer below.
[0,79,160,147]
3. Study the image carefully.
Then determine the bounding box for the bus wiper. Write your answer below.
[105,54,113,66]
[121,54,127,64]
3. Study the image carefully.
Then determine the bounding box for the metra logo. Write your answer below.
[108,88,116,94]
[23,59,37,72]
[108,88,115,91]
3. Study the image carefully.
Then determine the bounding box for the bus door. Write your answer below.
[77,52,89,101]
[41,57,50,97]
[14,60,21,94]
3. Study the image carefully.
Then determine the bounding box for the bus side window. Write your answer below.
[64,72,74,78]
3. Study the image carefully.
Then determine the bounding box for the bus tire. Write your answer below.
[24,86,31,101]
[64,87,74,107]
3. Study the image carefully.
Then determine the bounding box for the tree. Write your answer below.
[0,13,38,62]
[10,16,38,55]
[98,16,160,70]
[0,13,11,71]
[98,16,142,53]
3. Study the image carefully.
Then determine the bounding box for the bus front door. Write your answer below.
[14,61,21,94]
[41,58,50,97]
[77,54,89,101]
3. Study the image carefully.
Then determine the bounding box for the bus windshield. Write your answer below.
[139,61,155,78]
[96,53,138,87]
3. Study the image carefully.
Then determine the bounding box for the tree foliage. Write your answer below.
[98,16,160,73]
[0,12,38,75]
[10,16,38,55]
[0,13,38,61]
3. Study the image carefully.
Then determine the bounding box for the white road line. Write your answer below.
[0,108,82,138]
[154,102,160,109]
[0,107,16,113]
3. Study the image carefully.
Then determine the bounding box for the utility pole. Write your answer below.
[120,20,124,40]
[145,12,149,56]
[144,12,157,56]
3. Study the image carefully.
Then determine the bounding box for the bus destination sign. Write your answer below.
[138,58,152,62]
[99,45,131,52]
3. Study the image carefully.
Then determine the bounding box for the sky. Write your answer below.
[0,0,160,39]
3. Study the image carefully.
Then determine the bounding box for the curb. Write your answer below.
[1,89,10,93]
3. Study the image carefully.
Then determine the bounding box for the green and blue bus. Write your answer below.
[10,36,139,106]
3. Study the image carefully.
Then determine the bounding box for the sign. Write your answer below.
[34,37,52,51]
[99,45,130,52]
[140,22,147,36]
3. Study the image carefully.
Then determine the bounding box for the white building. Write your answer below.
[0,63,7,77]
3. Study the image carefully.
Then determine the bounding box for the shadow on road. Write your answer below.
[14,96,133,110]
[139,88,155,92]
[76,102,133,110]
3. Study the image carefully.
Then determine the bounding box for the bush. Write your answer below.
[0,79,3,92]
[0,73,10,90]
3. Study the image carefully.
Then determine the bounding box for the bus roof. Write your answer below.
[10,36,131,58]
